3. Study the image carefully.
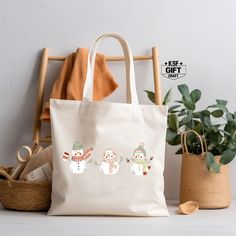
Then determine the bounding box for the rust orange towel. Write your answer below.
[40,48,118,120]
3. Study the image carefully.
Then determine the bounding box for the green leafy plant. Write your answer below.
[145,84,236,173]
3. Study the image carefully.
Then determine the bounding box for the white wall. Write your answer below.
[0,0,236,200]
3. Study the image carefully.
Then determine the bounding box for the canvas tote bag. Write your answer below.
[48,33,169,216]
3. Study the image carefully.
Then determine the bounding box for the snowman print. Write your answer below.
[63,141,93,174]
[100,149,123,175]
[126,143,154,175]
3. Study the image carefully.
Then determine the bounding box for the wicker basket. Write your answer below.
[179,130,232,209]
[0,179,51,211]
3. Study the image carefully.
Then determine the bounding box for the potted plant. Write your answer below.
[145,84,235,208]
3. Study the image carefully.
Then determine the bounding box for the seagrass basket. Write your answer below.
[0,166,51,211]
[179,130,232,209]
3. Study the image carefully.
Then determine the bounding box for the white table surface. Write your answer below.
[0,200,235,236]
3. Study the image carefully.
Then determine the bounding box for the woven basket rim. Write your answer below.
[0,179,51,186]
[183,153,221,159]
[183,153,204,157]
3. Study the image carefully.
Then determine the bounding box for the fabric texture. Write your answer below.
[40,48,118,120]
[48,33,169,216]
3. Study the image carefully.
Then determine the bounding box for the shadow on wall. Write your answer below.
[0,51,42,166]
[164,145,182,200]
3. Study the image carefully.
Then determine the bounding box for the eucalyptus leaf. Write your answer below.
[163,88,172,105]
[183,96,195,110]
[205,152,220,173]
[216,99,227,106]
[207,104,218,109]
[178,84,196,110]
[144,90,155,104]
[210,125,221,133]
[169,105,181,113]
[220,149,236,165]
[206,131,222,145]
[201,116,212,129]
[190,89,201,103]
[211,110,224,118]
[226,142,236,150]
[210,162,221,173]
[180,114,192,126]
[216,99,228,112]
[175,100,184,104]
[178,84,190,97]
[200,111,212,128]
[166,129,181,146]
[224,123,236,136]
[226,113,235,122]
[201,110,211,117]
[168,113,179,131]
[193,112,201,118]
[178,109,187,117]
[194,122,203,134]
[205,152,215,170]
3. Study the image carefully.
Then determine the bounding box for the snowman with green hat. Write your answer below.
[126,143,153,175]
[69,141,93,174]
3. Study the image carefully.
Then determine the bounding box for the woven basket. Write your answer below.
[179,130,232,209]
[0,179,51,211]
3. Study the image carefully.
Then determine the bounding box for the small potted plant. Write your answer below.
[145,84,235,208]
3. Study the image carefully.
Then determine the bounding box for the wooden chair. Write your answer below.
[33,47,162,145]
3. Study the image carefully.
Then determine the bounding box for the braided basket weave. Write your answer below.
[0,165,51,211]
[179,130,232,209]
[0,179,51,211]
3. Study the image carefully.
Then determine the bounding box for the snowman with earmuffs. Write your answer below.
[126,143,154,175]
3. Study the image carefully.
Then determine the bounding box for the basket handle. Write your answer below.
[181,130,207,156]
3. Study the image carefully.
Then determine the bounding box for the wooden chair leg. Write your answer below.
[152,47,162,105]
[33,48,49,144]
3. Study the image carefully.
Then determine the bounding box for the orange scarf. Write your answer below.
[40,48,118,120]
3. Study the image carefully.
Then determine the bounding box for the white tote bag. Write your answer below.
[48,33,169,216]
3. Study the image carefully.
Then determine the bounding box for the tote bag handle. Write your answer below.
[83,33,139,104]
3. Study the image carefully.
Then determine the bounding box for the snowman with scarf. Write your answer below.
[68,142,93,174]
[126,143,153,175]
[100,149,123,175]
